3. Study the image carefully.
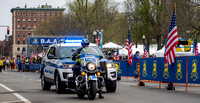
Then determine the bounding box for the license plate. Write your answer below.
[90,75,97,80]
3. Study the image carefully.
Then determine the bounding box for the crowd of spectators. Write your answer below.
[0,56,42,73]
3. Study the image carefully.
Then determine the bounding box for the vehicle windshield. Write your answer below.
[59,46,105,59]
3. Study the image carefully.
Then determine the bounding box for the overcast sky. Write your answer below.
[0,0,124,41]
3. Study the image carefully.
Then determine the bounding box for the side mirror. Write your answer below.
[71,49,77,53]
[99,55,103,60]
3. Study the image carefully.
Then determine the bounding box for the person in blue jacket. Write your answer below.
[133,51,140,60]
[16,57,22,72]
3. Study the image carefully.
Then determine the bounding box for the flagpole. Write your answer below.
[174,3,176,14]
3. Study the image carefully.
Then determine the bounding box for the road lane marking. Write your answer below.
[0,83,32,103]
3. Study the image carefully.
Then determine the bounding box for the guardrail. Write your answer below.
[113,60,139,77]
[20,63,41,70]
[114,56,200,91]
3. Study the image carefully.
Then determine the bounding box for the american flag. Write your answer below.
[96,32,100,46]
[164,7,178,67]
[195,44,199,56]
[42,46,45,57]
[194,38,199,56]
[125,29,133,66]
[36,45,38,57]
[21,50,24,66]
[143,44,148,58]
[114,49,119,60]
[30,51,33,66]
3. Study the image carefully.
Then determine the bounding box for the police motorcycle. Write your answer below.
[73,47,105,100]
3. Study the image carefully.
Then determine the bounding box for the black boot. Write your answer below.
[99,90,104,99]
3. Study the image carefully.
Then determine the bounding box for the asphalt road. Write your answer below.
[1,71,200,103]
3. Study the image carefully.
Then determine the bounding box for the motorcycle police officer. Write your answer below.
[72,39,104,99]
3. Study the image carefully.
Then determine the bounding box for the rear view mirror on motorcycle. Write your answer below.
[71,48,77,53]
[99,55,103,60]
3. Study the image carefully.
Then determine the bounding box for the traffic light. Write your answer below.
[7,27,9,34]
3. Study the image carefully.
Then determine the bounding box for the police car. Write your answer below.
[41,37,117,93]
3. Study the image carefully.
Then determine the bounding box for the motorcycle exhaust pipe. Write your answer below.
[76,75,84,82]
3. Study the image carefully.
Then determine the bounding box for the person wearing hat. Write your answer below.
[133,51,140,60]
[72,38,104,99]
[184,34,193,52]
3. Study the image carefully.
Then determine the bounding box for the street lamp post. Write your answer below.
[93,31,97,43]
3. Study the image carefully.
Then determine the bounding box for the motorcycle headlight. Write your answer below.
[62,64,74,69]
[87,63,96,71]
[106,63,114,68]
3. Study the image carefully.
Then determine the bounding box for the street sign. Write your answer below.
[30,37,84,45]
[30,37,65,45]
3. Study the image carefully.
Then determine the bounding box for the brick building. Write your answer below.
[11,4,65,58]
[0,35,12,56]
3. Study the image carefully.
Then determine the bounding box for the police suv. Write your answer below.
[41,37,117,93]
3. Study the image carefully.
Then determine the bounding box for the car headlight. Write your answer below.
[62,64,74,69]
[106,63,114,68]
[87,63,96,71]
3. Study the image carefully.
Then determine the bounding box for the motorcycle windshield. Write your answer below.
[79,47,100,67]
[80,47,98,55]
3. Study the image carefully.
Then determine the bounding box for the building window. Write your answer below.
[28,33,31,35]
[34,26,36,30]
[17,19,20,23]
[23,26,25,30]
[28,19,31,23]
[23,18,25,23]
[17,47,20,51]
[52,12,55,15]
[38,12,40,15]
[23,12,26,15]
[42,18,44,22]
[33,12,36,15]
[41,12,44,15]
[57,12,60,16]
[28,12,31,15]
[17,12,20,15]
[17,33,20,37]
[47,12,50,15]
[23,48,25,51]
[17,40,20,44]
[17,26,20,30]
[23,33,26,37]
[34,18,36,23]
[38,18,40,23]
[23,40,26,44]
[28,26,31,30]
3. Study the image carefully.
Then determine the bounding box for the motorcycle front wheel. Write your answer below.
[88,81,96,100]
